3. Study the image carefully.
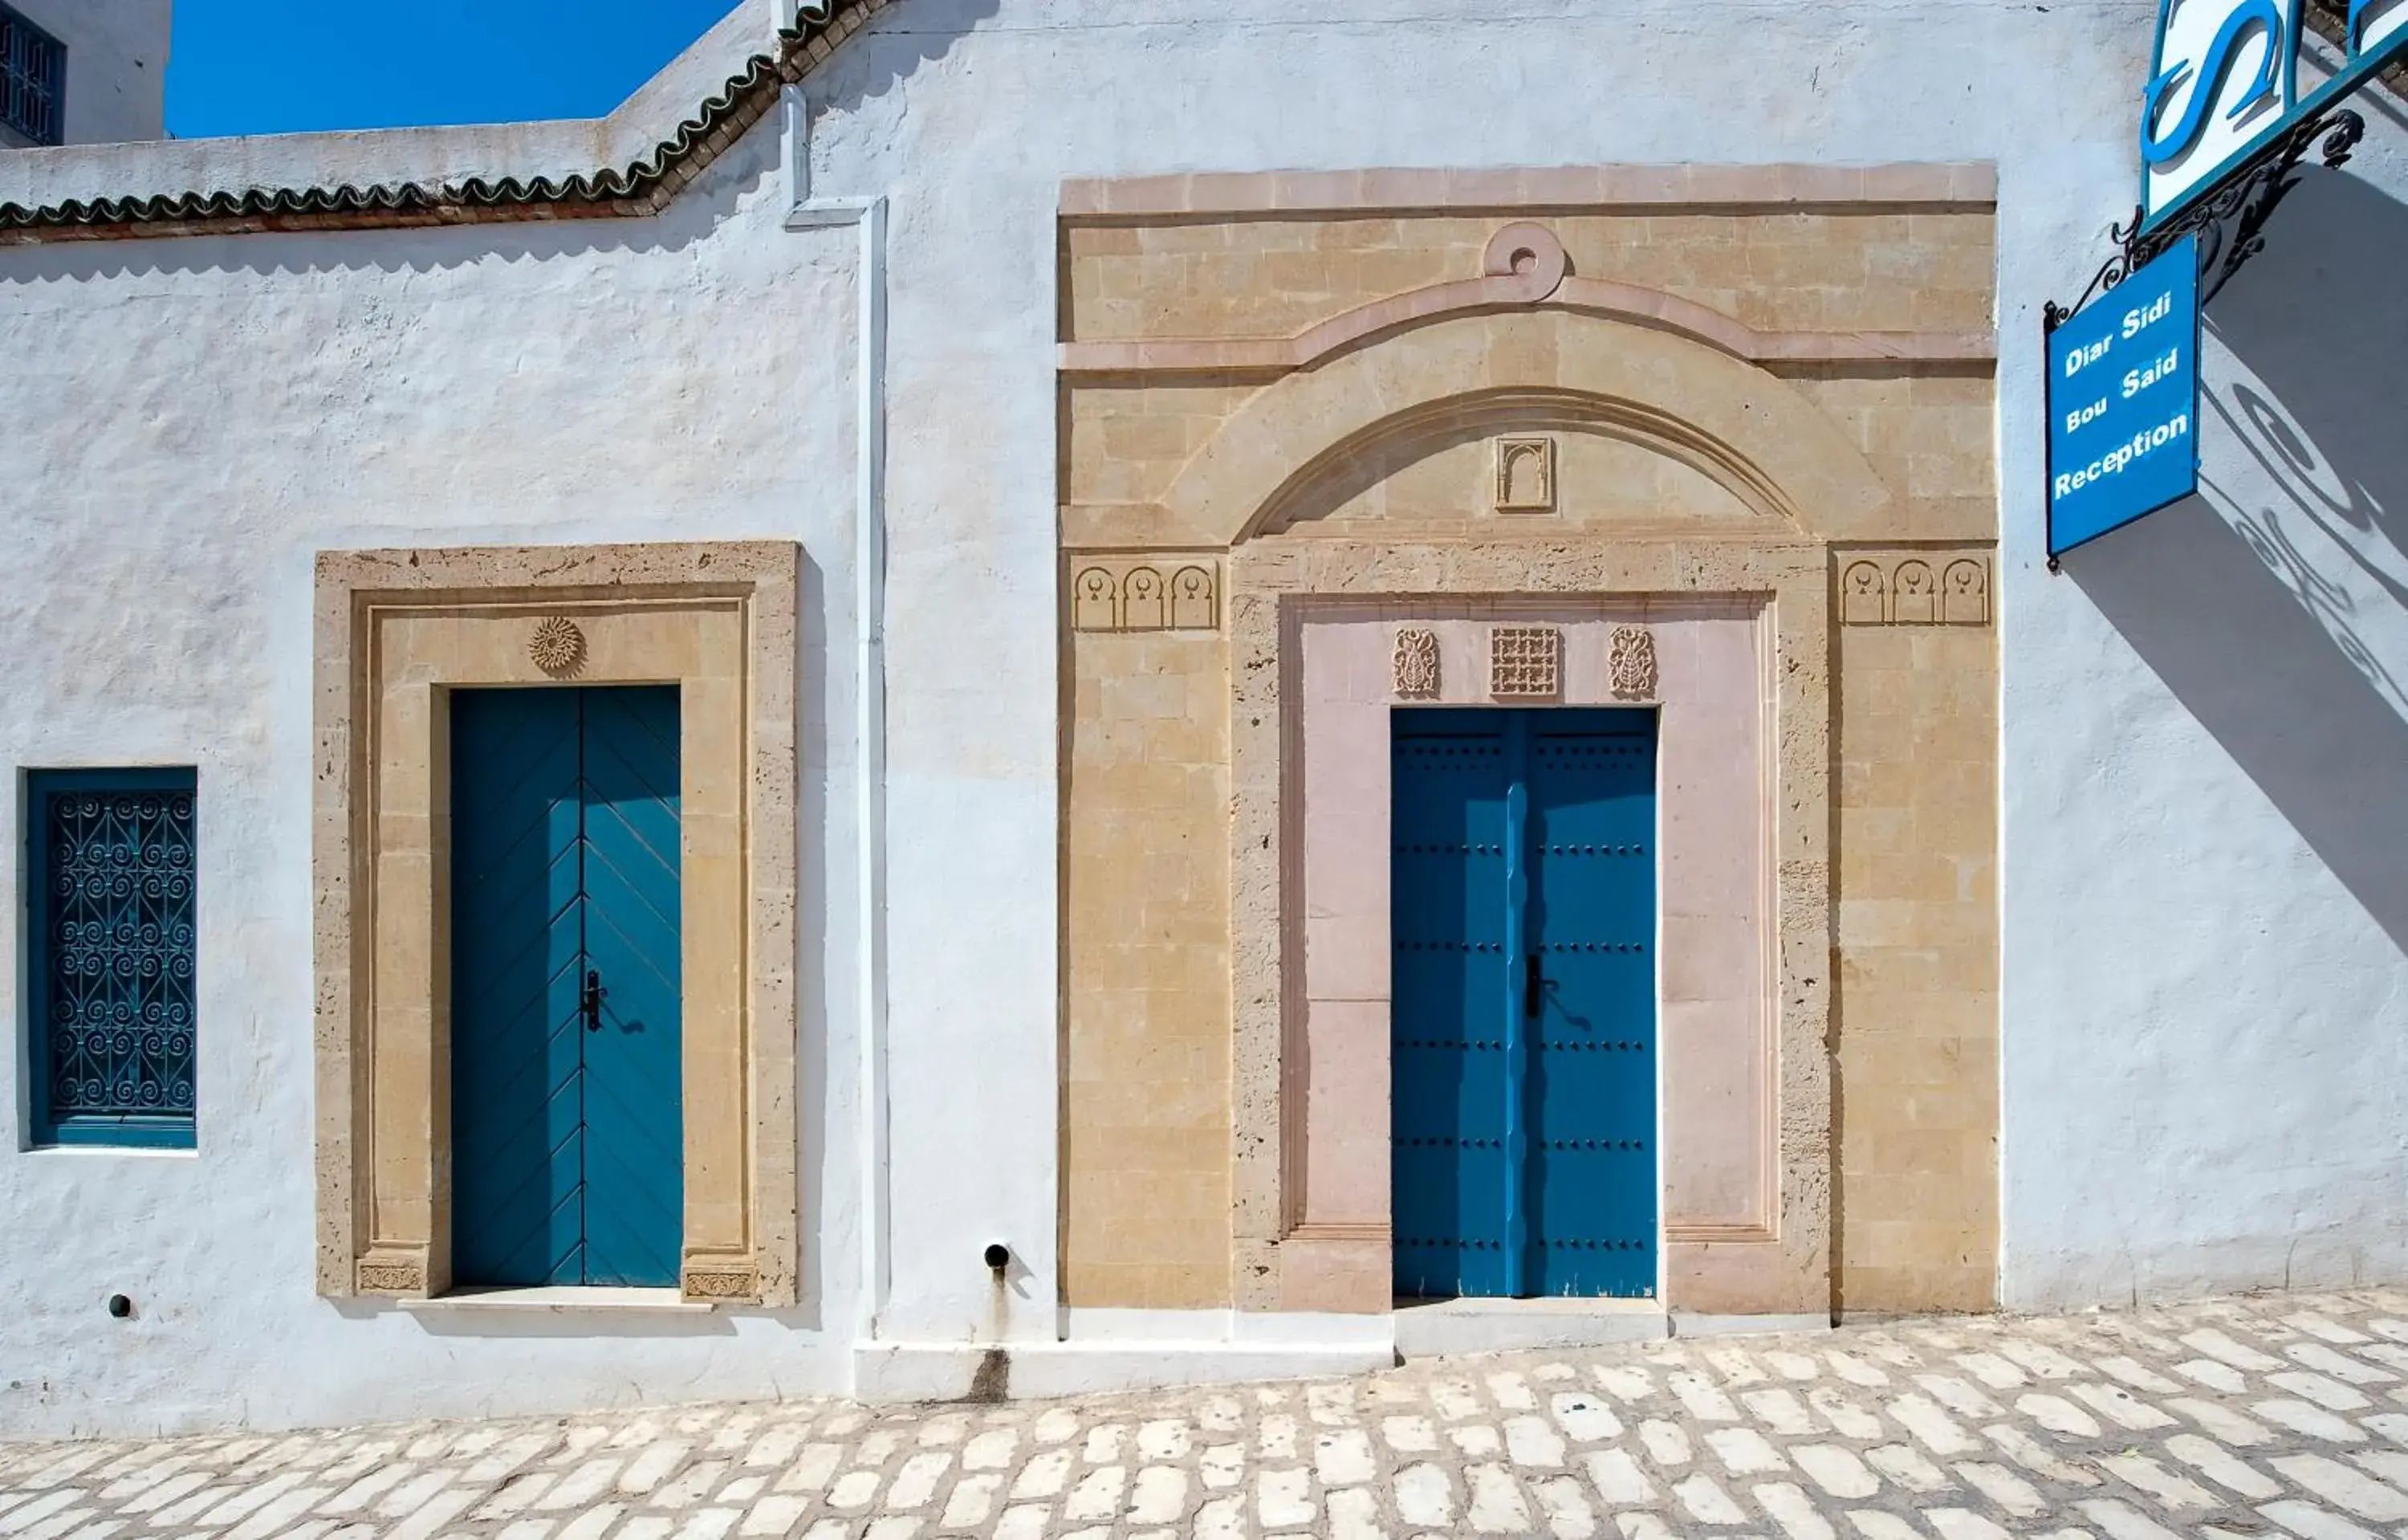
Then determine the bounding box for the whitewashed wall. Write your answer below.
[7,0,2404,1439]
[792,0,2152,1347]
[0,129,873,1436]
[10,0,172,145]
[1999,42,2408,1308]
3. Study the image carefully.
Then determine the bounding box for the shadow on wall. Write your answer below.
[2064,166,2408,952]
[810,0,999,118]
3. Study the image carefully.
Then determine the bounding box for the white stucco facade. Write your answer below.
[1999,37,2408,1310]
[2,0,171,146]
[0,0,2402,1440]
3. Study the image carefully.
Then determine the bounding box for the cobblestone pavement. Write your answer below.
[24,1293,2408,1540]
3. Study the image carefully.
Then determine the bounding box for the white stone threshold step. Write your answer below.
[1395,1297,1829,1357]
[858,1303,1830,1402]
[399,1285,713,1315]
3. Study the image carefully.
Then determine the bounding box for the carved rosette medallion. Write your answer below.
[528,616,588,676]
[1609,625,1659,701]
[1393,629,1441,699]
[1490,626,1562,699]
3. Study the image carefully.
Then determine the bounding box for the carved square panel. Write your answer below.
[1490,625,1562,699]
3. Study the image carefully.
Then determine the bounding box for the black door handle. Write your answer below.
[582,970,606,1032]
[1524,954,1543,1018]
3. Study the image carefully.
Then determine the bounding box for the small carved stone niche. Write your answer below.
[1490,625,1562,699]
[1941,558,1990,625]
[1609,625,1659,702]
[1893,560,1939,625]
[1841,561,1889,626]
[1394,628,1442,699]
[1495,436,1556,514]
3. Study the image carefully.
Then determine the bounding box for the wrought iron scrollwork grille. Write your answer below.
[31,772,197,1146]
[2045,105,2365,333]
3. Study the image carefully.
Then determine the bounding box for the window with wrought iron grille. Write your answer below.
[26,770,197,1148]
[0,2,65,148]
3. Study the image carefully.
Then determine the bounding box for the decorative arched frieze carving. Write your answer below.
[1834,551,1991,627]
[1150,312,1897,552]
[1068,558,1222,633]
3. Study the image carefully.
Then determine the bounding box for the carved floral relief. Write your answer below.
[1393,629,1442,698]
[1609,625,1659,701]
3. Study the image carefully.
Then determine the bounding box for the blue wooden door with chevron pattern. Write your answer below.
[1391,707,1658,1300]
[450,686,683,1289]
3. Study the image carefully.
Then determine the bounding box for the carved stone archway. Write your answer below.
[1058,173,2002,1319]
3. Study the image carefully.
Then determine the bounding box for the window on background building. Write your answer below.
[26,770,197,1149]
[0,2,65,148]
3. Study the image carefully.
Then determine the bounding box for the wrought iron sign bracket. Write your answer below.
[2038,104,2361,574]
[2044,104,2365,339]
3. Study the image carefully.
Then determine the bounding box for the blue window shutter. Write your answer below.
[26,768,198,1150]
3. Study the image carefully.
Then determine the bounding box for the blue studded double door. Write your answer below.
[450,686,684,1289]
[1391,707,1658,1299]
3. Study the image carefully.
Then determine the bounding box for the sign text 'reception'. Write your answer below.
[2047,235,2202,557]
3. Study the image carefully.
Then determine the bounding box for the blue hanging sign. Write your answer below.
[2142,0,2408,230]
[2047,234,2202,558]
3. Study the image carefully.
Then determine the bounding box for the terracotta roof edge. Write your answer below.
[0,0,883,242]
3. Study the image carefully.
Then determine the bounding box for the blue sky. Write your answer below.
[166,0,740,139]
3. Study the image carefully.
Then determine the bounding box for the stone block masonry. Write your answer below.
[1059,167,1998,1316]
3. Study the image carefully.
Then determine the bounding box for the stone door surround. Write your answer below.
[1234,556,1832,1318]
[313,543,801,1306]
[1281,602,1784,1312]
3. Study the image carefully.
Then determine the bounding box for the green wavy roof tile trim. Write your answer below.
[0,0,882,242]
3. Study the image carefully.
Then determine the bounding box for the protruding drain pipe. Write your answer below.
[968,1244,1014,1404]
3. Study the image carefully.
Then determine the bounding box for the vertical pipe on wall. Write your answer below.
[783,85,892,1346]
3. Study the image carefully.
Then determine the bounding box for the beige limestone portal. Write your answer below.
[1059,165,2001,1318]
[312,542,801,1307]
